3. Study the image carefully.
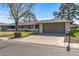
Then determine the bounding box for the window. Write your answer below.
[35,24,39,28]
[9,26,15,29]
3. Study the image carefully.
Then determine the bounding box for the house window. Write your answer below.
[28,25,30,28]
[28,25,33,29]
[9,26,15,29]
[35,24,39,28]
[21,26,25,28]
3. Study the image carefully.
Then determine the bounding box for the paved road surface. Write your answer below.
[0,40,79,56]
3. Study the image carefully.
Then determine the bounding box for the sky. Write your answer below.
[0,3,61,23]
[0,3,79,24]
[33,3,61,20]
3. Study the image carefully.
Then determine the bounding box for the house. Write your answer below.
[0,19,73,35]
[0,23,8,31]
[73,20,79,27]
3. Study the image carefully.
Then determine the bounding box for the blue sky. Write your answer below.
[0,3,61,23]
[33,3,61,20]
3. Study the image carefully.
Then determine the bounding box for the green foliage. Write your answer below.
[7,3,35,32]
[70,27,79,37]
[53,3,79,20]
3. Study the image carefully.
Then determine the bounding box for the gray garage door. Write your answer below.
[43,23,65,34]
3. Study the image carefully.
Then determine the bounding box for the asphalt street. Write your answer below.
[0,40,79,56]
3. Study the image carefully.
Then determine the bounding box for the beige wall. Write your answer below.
[39,24,43,33]
[65,22,70,34]
[0,26,1,31]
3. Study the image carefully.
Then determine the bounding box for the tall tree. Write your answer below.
[53,3,79,20]
[7,3,35,32]
[22,11,37,22]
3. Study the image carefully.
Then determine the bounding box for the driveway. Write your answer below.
[13,34,65,46]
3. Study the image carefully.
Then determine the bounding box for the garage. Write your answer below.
[43,23,65,34]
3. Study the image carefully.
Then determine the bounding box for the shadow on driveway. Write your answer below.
[35,33,65,37]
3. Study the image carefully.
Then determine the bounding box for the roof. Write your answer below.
[0,19,74,26]
[8,21,37,26]
[0,23,8,26]
[37,19,73,24]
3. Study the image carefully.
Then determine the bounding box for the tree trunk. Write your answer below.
[15,20,18,32]
[67,9,71,20]
[14,19,21,38]
[28,16,30,21]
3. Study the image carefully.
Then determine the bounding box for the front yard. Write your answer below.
[65,27,79,43]
[0,32,37,38]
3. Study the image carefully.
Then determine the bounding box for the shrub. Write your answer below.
[14,32,21,38]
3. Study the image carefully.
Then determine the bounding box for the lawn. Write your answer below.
[65,27,79,43]
[72,28,79,38]
[0,32,37,38]
[71,28,79,39]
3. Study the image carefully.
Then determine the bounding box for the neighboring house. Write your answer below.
[0,19,73,35]
[71,24,78,28]
[0,23,8,31]
[73,20,79,27]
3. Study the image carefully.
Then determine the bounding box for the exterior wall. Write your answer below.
[39,24,43,33]
[0,22,71,34]
[43,23,65,34]
[2,26,7,31]
[0,26,1,31]
[7,25,39,32]
[65,22,70,34]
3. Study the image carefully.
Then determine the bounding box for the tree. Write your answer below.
[7,3,35,31]
[7,3,35,37]
[22,11,37,22]
[53,11,58,19]
[53,3,79,20]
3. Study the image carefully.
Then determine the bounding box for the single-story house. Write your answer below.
[0,19,73,35]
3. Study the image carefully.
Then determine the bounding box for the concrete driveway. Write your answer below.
[14,34,65,46]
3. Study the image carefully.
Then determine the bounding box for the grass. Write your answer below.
[0,32,14,37]
[21,32,37,38]
[0,32,37,38]
[71,28,79,38]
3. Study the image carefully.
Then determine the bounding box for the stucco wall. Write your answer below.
[0,26,1,31]
[39,24,43,33]
[65,22,70,34]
